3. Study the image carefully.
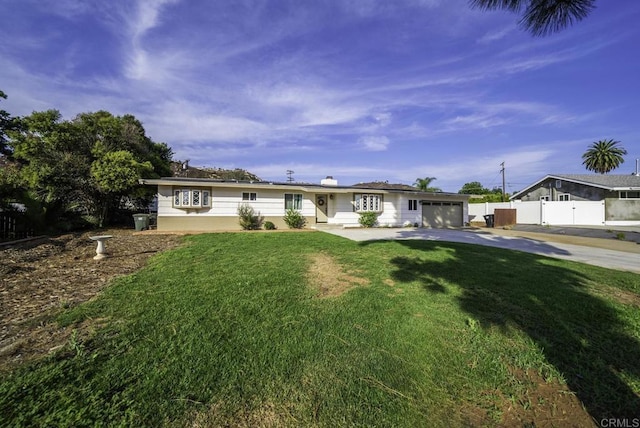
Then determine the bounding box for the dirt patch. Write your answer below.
[486,369,595,427]
[306,253,369,298]
[459,368,597,427]
[0,228,183,371]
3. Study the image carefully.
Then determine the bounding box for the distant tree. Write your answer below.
[459,181,508,203]
[582,139,627,174]
[470,0,596,36]
[458,181,490,195]
[414,177,442,192]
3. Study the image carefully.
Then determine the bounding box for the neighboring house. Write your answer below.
[139,176,470,231]
[509,174,640,225]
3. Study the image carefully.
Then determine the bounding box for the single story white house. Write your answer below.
[139,176,471,231]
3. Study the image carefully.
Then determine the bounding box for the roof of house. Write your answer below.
[140,177,469,198]
[353,181,419,191]
[552,174,640,188]
[511,174,640,199]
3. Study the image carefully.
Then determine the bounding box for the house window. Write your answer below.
[555,180,562,189]
[284,193,303,210]
[558,193,571,201]
[540,195,550,201]
[620,191,640,199]
[173,188,211,208]
[408,199,418,211]
[354,194,382,212]
[242,192,257,201]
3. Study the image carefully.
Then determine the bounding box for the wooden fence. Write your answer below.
[0,212,34,241]
[494,209,517,227]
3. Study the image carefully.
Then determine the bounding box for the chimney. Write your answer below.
[320,176,338,186]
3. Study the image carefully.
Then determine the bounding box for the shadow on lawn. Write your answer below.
[363,239,640,421]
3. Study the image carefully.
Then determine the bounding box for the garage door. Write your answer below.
[422,202,463,228]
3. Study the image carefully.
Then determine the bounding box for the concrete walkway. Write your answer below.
[323,227,640,274]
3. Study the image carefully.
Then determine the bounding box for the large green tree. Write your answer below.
[581,139,627,174]
[470,0,596,36]
[0,90,18,157]
[0,90,22,209]
[8,110,172,230]
[414,177,442,192]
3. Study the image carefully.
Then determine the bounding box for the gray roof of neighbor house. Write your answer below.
[511,174,640,199]
[553,174,640,188]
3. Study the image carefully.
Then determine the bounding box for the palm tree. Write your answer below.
[470,0,596,36]
[582,139,627,174]
[414,177,442,192]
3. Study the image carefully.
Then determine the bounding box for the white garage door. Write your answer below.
[422,202,463,228]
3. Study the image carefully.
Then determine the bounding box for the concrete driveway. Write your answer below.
[322,228,640,274]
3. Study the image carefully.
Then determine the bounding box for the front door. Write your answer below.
[316,194,328,223]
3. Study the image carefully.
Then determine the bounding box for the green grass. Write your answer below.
[1,232,639,426]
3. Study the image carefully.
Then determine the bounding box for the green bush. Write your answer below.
[283,209,306,229]
[237,203,263,230]
[264,221,276,230]
[358,211,378,228]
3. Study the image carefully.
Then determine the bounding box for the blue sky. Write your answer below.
[1,0,639,192]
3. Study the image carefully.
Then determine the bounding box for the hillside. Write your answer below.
[170,161,261,181]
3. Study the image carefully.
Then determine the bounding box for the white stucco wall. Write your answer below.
[157,185,315,217]
[326,193,424,227]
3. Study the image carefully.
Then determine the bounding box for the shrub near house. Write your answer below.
[237,203,262,230]
[283,208,306,229]
[358,211,378,228]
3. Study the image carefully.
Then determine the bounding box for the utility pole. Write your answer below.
[286,170,294,183]
[500,162,506,202]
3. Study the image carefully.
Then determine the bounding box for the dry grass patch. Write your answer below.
[184,401,297,428]
[307,253,369,298]
[590,285,640,308]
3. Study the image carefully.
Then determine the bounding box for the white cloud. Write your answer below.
[358,136,390,151]
[122,0,184,82]
[133,0,178,37]
[476,26,513,44]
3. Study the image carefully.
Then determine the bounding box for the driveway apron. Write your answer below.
[323,228,640,274]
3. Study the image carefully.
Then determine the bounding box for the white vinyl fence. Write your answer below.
[468,200,605,226]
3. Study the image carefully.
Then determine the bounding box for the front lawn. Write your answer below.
[1,232,639,426]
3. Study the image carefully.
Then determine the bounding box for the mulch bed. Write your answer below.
[0,229,183,371]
